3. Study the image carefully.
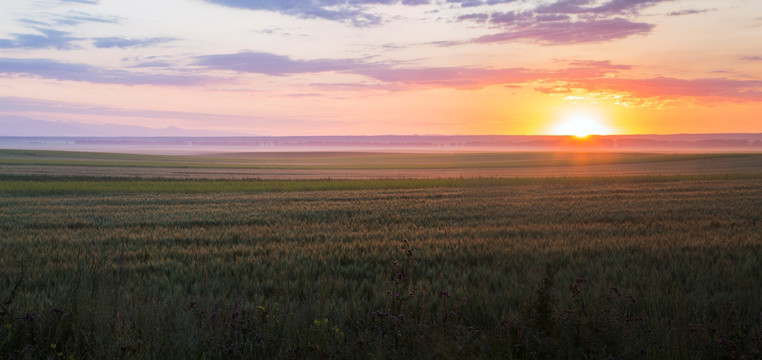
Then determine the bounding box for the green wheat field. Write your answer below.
[1,150,761,359]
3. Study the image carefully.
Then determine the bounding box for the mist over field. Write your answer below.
[3,134,762,155]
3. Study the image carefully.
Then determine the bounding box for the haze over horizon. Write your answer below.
[1,0,761,137]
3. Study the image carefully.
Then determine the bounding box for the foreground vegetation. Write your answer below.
[2,175,761,358]
[3,149,762,179]
[2,149,755,169]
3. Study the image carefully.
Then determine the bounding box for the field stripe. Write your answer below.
[2,173,762,194]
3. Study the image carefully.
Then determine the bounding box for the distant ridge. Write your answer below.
[0,116,238,137]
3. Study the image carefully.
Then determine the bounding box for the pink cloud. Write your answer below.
[472,18,653,44]
[576,77,762,101]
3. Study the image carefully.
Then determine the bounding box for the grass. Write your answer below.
[1,175,762,358]
[2,148,760,170]
[2,173,762,195]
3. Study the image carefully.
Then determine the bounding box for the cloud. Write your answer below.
[454,0,669,45]
[197,0,665,42]
[566,60,631,70]
[195,51,361,76]
[20,11,121,27]
[52,11,120,25]
[446,0,519,6]
[353,66,542,89]
[194,51,546,89]
[535,0,672,16]
[0,96,255,124]
[0,58,205,86]
[129,61,175,68]
[201,0,397,27]
[741,56,762,61]
[60,0,100,4]
[576,77,762,101]
[522,61,762,103]
[200,0,522,27]
[197,51,759,99]
[93,37,176,49]
[667,9,713,16]
[470,17,653,44]
[0,28,80,50]
[5,48,761,103]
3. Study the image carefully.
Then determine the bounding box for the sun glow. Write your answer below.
[551,111,614,138]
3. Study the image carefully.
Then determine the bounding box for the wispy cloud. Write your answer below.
[0,96,254,123]
[353,66,541,89]
[5,47,761,104]
[453,0,670,45]
[194,51,762,101]
[577,77,762,101]
[535,0,673,16]
[201,0,397,27]
[195,52,361,76]
[0,58,205,86]
[93,37,176,49]
[194,51,542,89]
[0,28,81,50]
[470,17,653,44]
[60,0,100,4]
[667,9,713,16]
[20,10,121,27]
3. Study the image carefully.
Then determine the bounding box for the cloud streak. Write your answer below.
[0,28,81,50]
[470,17,653,44]
[667,9,713,16]
[60,0,100,4]
[19,10,121,27]
[194,51,542,89]
[575,77,762,102]
[201,0,402,27]
[5,48,761,104]
[0,96,255,124]
[195,52,361,76]
[193,51,762,101]
[93,37,176,49]
[0,58,205,86]
[453,0,672,44]
[535,0,672,16]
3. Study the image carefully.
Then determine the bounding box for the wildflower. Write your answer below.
[23,312,37,323]
[232,299,241,319]
[569,283,580,295]
[211,307,220,328]
[439,290,450,298]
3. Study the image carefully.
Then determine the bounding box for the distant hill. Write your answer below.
[0,116,236,137]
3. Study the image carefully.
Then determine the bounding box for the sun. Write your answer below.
[551,111,614,138]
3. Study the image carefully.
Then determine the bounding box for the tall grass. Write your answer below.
[1,178,761,358]
[1,173,761,195]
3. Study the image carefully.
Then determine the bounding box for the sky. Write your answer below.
[1,0,761,136]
